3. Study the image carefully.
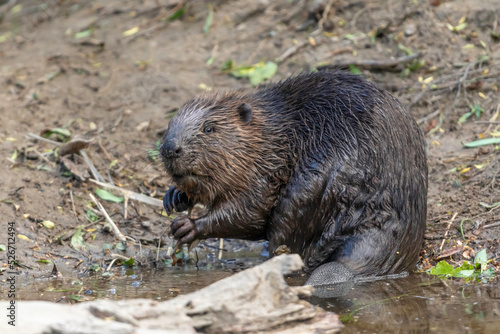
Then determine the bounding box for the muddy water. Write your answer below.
[10,257,500,333]
[309,276,500,334]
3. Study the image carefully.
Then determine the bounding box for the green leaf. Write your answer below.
[203,4,213,34]
[148,148,159,162]
[231,65,254,78]
[71,226,86,252]
[75,29,92,39]
[479,202,500,210]
[482,267,495,277]
[0,245,6,251]
[70,295,83,301]
[123,258,134,267]
[95,188,124,203]
[427,260,456,276]
[36,259,51,264]
[474,249,488,272]
[41,128,71,140]
[458,111,473,125]
[221,60,234,71]
[168,5,187,21]
[397,43,414,55]
[472,104,484,118]
[455,262,475,272]
[102,243,114,251]
[116,241,126,251]
[463,138,500,148]
[10,149,18,161]
[456,270,475,278]
[348,64,361,75]
[90,264,101,272]
[206,55,216,66]
[249,61,278,86]
[86,209,99,222]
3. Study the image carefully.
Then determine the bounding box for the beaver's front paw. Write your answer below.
[163,186,192,215]
[171,216,198,244]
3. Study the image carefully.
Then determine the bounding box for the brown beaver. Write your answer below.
[161,69,427,285]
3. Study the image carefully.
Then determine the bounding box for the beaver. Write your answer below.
[161,69,427,285]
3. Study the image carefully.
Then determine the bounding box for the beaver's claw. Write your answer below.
[163,186,192,215]
[171,216,198,244]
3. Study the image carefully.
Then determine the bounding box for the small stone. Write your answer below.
[405,23,417,36]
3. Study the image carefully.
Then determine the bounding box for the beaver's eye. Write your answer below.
[203,126,213,134]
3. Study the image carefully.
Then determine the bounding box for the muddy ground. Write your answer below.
[1,0,500,298]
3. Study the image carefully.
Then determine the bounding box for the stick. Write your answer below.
[32,148,56,168]
[69,190,78,218]
[332,52,423,70]
[98,139,113,160]
[417,109,441,125]
[81,149,106,183]
[483,221,500,229]
[439,212,458,252]
[318,0,335,31]
[27,133,60,146]
[106,259,118,272]
[89,193,127,242]
[276,41,308,63]
[218,238,224,260]
[89,179,163,207]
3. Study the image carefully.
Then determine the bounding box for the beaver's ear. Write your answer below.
[237,103,252,125]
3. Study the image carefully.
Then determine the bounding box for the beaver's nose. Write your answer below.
[161,139,183,159]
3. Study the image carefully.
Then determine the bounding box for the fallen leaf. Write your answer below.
[437,246,462,259]
[123,27,139,37]
[17,234,31,241]
[463,138,500,148]
[42,220,55,229]
[71,226,86,252]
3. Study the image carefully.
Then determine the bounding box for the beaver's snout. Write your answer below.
[161,138,183,160]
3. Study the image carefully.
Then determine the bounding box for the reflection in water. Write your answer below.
[7,258,500,333]
[10,254,266,303]
[307,275,500,334]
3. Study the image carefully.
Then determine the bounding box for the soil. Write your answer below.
[1,0,499,293]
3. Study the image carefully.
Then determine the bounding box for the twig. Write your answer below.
[89,193,127,242]
[0,0,17,17]
[218,238,224,260]
[483,221,500,229]
[111,253,130,260]
[32,148,56,168]
[439,212,458,252]
[106,258,118,272]
[474,121,500,124]
[417,109,441,125]
[453,61,474,107]
[276,40,308,63]
[69,190,78,219]
[27,132,60,146]
[89,179,163,207]
[156,238,161,262]
[111,111,123,133]
[318,0,335,31]
[331,52,422,70]
[98,139,113,161]
[124,194,129,220]
[81,150,106,183]
[485,102,500,134]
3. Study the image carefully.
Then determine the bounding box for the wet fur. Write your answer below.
[161,70,427,278]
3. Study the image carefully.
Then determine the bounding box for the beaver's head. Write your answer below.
[161,93,262,204]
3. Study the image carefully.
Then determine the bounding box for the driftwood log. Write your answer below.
[0,254,342,334]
